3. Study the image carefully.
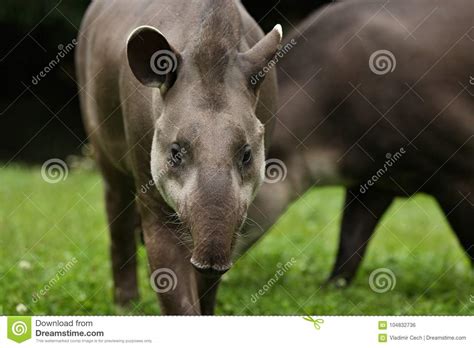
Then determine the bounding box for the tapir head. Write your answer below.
[127,21,282,275]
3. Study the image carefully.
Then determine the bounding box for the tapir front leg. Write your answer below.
[328,187,394,285]
[97,152,140,306]
[138,198,201,315]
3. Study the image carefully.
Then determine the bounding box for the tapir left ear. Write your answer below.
[127,25,181,94]
[238,24,283,90]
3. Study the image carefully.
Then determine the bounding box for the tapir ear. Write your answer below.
[127,25,180,93]
[238,24,283,89]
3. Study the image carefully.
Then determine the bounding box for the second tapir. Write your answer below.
[239,0,474,284]
[76,0,282,314]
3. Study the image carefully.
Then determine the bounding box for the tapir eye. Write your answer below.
[170,143,183,167]
[241,145,252,166]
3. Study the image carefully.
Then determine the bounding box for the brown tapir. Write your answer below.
[237,0,474,285]
[76,0,282,314]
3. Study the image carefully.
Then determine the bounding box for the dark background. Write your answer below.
[0,0,329,164]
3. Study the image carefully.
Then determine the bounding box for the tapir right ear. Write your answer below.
[127,26,180,93]
[238,24,283,90]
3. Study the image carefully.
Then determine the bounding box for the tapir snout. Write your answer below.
[184,169,244,275]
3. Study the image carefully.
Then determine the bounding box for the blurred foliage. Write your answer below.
[1,166,471,315]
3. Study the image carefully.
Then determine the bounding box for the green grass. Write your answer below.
[0,165,472,315]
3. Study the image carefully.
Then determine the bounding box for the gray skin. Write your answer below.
[76,0,282,314]
[237,0,474,284]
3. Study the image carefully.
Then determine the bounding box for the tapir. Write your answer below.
[237,0,474,284]
[76,0,282,314]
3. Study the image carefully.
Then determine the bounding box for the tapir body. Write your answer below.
[76,0,282,314]
[238,0,474,283]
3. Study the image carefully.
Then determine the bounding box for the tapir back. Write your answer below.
[273,0,474,193]
[238,0,474,257]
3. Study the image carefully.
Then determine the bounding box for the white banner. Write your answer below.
[0,316,472,347]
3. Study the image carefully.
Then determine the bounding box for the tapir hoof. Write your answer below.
[114,287,139,307]
[324,275,351,289]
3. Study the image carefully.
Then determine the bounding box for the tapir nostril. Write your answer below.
[190,258,232,276]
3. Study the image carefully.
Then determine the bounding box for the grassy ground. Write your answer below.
[0,165,472,315]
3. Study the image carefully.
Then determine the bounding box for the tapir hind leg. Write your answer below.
[328,187,394,285]
[436,185,474,266]
[97,152,140,306]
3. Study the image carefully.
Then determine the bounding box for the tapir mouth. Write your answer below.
[190,257,233,276]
